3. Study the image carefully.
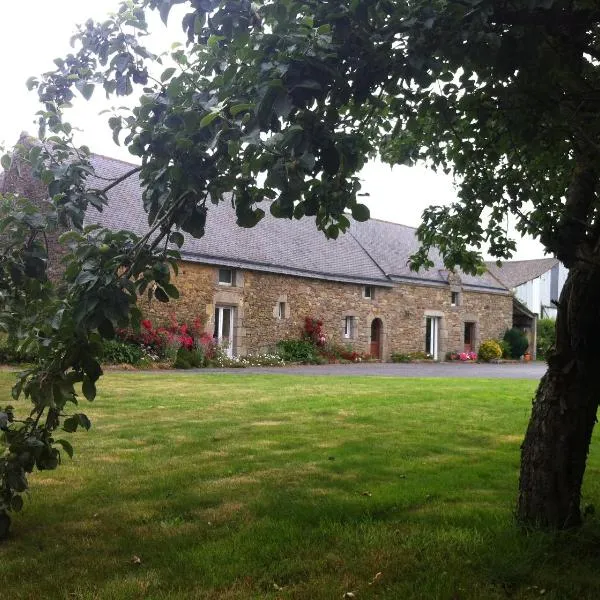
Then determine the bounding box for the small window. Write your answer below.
[278,301,286,319]
[218,268,234,286]
[363,286,373,299]
[344,316,355,339]
[451,291,460,306]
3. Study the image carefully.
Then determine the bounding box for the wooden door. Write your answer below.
[370,318,382,359]
[464,322,475,353]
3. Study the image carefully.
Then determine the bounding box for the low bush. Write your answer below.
[173,346,205,369]
[0,341,38,364]
[537,318,556,359]
[391,351,433,362]
[101,340,144,365]
[503,327,529,359]
[276,339,319,363]
[478,339,503,362]
[208,353,286,368]
[319,343,370,363]
[498,339,511,359]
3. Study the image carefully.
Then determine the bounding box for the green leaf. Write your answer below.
[230,103,253,117]
[351,203,370,222]
[82,377,97,402]
[1,154,11,171]
[161,67,177,82]
[162,283,180,299]
[154,286,170,302]
[169,231,184,248]
[55,439,74,459]
[98,318,115,340]
[327,224,339,239]
[159,0,173,24]
[63,416,78,433]
[199,111,220,128]
[79,82,95,100]
[322,145,340,175]
[10,495,23,512]
[75,271,98,286]
[11,379,24,401]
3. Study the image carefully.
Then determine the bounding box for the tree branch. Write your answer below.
[93,166,142,195]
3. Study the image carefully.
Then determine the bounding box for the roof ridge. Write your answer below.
[349,230,392,280]
[92,152,141,168]
[485,257,556,265]
[361,215,418,230]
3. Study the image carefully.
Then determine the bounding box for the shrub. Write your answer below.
[0,338,38,364]
[302,317,327,346]
[478,339,503,362]
[173,346,205,369]
[391,351,433,362]
[318,343,369,363]
[207,353,286,368]
[498,339,511,359]
[241,353,285,367]
[503,327,529,359]
[101,340,144,365]
[117,316,206,359]
[276,339,319,363]
[537,318,556,359]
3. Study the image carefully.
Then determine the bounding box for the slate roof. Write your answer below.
[485,258,558,289]
[84,154,508,292]
[350,219,507,292]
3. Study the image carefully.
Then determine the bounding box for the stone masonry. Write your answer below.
[144,261,513,360]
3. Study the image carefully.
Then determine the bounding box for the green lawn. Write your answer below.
[2,373,600,599]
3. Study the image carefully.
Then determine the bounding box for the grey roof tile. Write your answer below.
[85,155,389,286]
[350,219,508,292]
[84,154,508,292]
[485,258,558,288]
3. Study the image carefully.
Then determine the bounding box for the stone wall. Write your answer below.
[0,148,67,282]
[145,261,513,360]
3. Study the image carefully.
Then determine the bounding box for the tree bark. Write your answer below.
[518,263,600,528]
[0,512,10,541]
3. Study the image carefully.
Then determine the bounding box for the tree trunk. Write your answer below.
[0,512,10,541]
[518,264,600,528]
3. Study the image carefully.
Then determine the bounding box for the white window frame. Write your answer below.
[214,305,235,358]
[451,291,460,307]
[363,286,373,299]
[425,316,440,360]
[344,316,355,339]
[277,301,286,319]
[218,268,234,286]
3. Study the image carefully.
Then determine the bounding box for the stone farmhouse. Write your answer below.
[2,152,524,361]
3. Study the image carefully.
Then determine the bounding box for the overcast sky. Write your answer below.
[1,1,546,259]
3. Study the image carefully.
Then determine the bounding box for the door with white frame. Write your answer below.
[425,316,441,360]
[214,306,235,358]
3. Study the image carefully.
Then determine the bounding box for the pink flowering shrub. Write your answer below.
[302,317,327,347]
[117,315,207,358]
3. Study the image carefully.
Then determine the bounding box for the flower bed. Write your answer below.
[448,351,478,361]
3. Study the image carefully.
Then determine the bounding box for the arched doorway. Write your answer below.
[370,318,383,359]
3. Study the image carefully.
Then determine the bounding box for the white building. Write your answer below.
[486,258,568,319]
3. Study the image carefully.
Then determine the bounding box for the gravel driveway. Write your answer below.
[179,361,547,379]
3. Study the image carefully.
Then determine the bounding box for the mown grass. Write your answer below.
[1,373,600,599]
